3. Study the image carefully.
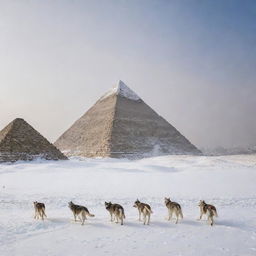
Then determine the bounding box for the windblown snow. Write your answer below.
[0,154,256,256]
[100,80,141,101]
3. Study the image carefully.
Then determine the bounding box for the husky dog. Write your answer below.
[198,200,218,223]
[133,199,153,225]
[68,201,95,225]
[33,201,47,220]
[105,202,125,225]
[164,197,183,224]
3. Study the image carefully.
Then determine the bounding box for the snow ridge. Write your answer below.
[100,80,141,101]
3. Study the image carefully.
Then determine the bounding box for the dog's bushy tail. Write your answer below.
[121,208,125,219]
[145,206,153,214]
[88,213,95,217]
[179,209,183,219]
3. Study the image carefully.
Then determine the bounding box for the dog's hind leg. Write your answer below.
[143,214,146,225]
[147,214,150,225]
[175,211,179,224]
[40,211,44,220]
[207,215,211,226]
[81,212,86,225]
[42,209,47,219]
[115,213,119,223]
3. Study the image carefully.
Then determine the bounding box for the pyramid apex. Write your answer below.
[117,80,125,88]
[12,118,26,123]
[100,80,141,101]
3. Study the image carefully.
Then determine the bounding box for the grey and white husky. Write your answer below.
[105,202,125,225]
[68,201,95,225]
[164,197,183,224]
[198,200,218,225]
[33,201,47,220]
[133,199,153,225]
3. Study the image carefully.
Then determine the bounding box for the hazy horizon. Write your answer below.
[0,0,256,149]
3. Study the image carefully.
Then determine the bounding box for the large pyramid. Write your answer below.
[55,81,201,158]
[0,118,68,162]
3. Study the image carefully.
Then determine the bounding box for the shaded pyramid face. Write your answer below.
[0,118,68,162]
[55,81,201,158]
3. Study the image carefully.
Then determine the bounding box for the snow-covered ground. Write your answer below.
[0,154,256,256]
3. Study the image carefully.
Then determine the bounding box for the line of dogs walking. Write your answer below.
[33,198,218,226]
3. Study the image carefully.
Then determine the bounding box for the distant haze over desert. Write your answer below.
[0,1,255,151]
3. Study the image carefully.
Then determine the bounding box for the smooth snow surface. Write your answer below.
[0,154,256,256]
[100,80,141,101]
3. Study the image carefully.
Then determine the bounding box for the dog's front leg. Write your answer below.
[168,210,172,221]
[198,212,203,220]
[175,213,178,224]
[78,215,83,223]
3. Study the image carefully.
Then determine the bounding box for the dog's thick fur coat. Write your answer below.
[133,199,152,225]
[105,202,125,225]
[198,200,218,226]
[164,197,183,224]
[68,201,95,225]
[33,201,47,220]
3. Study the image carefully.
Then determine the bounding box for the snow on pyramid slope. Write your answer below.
[55,81,201,158]
[0,118,68,162]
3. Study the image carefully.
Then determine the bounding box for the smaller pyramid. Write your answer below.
[0,118,68,162]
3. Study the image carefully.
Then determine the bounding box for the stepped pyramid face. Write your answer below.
[0,118,68,162]
[55,81,201,158]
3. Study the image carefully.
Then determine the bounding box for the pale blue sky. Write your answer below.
[0,0,255,149]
